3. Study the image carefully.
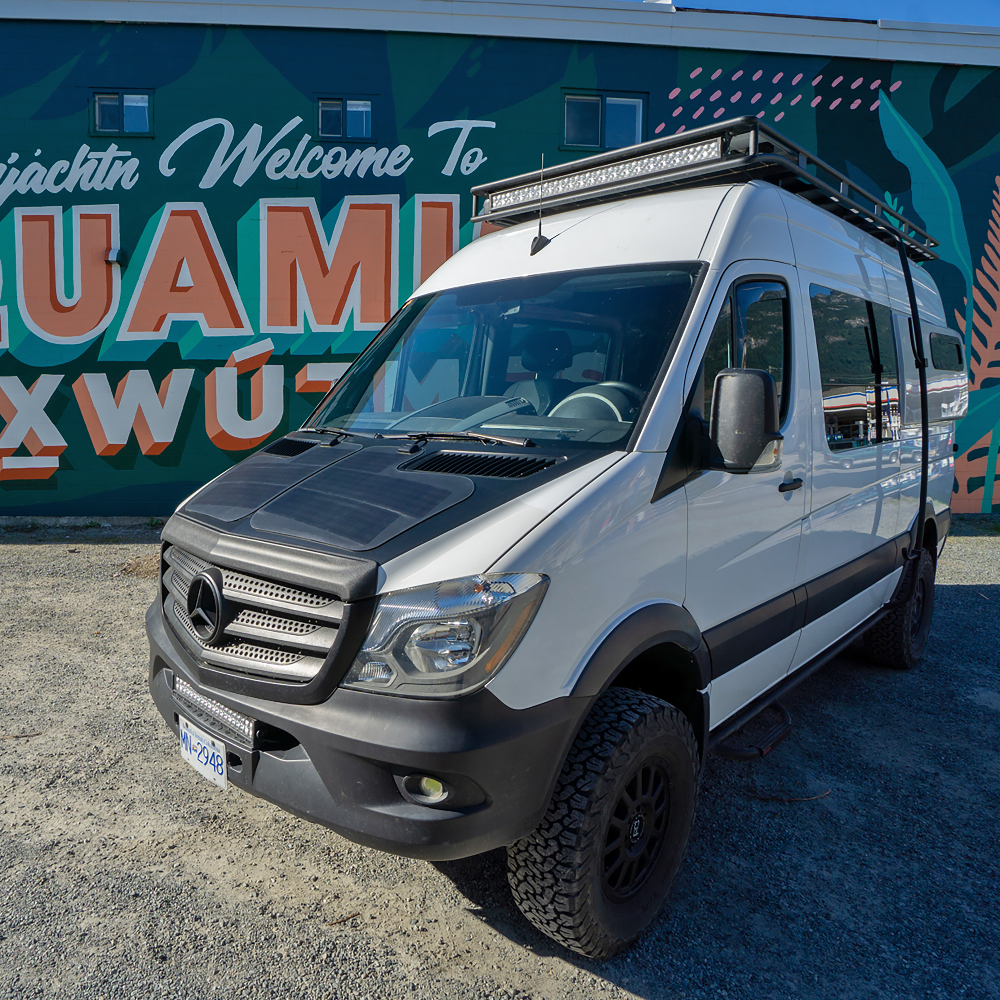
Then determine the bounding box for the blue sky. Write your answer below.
[668,0,1000,27]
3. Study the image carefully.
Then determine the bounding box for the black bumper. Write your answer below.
[146,603,586,861]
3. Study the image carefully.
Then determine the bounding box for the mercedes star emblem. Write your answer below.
[186,570,227,644]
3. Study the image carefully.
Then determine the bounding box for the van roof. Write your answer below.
[419,180,947,325]
[471,116,938,264]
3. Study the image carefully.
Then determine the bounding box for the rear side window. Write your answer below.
[699,279,790,425]
[809,285,899,450]
[930,331,964,372]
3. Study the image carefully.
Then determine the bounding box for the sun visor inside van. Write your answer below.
[184,440,362,522]
[249,446,475,551]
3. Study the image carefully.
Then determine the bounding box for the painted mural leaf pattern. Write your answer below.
[878,92,975,346]
[954,175,1000,390]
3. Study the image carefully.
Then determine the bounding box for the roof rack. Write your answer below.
[470,116,938,262]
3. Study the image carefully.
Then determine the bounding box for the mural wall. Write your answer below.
[0,19,998,513]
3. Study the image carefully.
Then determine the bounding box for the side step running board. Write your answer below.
[709,702,792,761]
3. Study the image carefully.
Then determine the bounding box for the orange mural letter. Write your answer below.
[15,206,120,343]
[415,195,459,286]
[263,197,397,333]
[121,203,251,340]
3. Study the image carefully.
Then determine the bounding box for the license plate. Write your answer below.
[178,716,227,790]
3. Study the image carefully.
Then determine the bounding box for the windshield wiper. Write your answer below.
[300,426,375,439]
[387,430,535,448]
[303,426,535,448]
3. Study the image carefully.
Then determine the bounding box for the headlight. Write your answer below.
[340,573,548,698]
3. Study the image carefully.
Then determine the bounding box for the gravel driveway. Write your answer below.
[1,518,997,1000]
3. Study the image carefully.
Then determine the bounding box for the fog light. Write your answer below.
[403,774,449,804]
[418,776,444,798]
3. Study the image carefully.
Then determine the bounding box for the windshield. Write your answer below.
[307,264,702,448]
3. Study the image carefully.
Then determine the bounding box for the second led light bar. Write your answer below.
[485,137,722,216]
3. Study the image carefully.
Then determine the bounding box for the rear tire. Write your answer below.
[506,688,700,959]
[863,549,935,670]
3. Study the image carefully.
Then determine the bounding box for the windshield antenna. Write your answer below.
[529,153,550,256]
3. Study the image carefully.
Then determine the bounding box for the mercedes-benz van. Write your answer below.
[147,118,968,958]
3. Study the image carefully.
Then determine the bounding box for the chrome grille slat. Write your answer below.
[224,609,338,655]
[232,608,319,635]
[162,543,340,683]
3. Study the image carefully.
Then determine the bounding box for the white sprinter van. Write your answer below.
[147,119,968,958]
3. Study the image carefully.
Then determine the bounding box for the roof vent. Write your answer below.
[263,438,317,457]
[407,451,558,479]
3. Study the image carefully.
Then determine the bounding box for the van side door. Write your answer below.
[682,262,811,730]
[791,274,903,669]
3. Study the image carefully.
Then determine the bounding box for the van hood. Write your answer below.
[178,434,617,579]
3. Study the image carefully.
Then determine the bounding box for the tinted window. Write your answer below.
[930,332,964,372]
[565,96,601,147]
[698,279,789,425]
[809,285,899,449]
[310,265,701,449]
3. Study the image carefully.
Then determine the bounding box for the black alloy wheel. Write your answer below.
[602,758,671,902]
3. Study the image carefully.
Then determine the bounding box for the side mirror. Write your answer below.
[709,368,783,472]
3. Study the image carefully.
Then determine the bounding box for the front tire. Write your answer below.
[864,548,935,670]
[507,688,700,959]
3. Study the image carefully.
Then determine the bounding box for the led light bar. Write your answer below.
[174,675,254,742]
[471,116,939,262]
[486,137,721,214]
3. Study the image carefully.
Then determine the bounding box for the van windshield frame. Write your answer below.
[306,262,704,451]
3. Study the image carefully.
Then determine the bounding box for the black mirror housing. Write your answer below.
[709,368,783,472]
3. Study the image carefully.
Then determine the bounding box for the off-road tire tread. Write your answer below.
[864,549,934,670]
[506,688,699,959]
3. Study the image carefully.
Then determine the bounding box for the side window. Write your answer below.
[736,282,788,410]
[930,331,964,372]
[698,279,789,426]
[809,285,899,449]
[700,296,733,422]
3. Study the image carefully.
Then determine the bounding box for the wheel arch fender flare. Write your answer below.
[570,603,711,699]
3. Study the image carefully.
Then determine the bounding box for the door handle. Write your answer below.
[778,478,803,493]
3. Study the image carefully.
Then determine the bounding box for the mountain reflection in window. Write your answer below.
[810,285,899,450]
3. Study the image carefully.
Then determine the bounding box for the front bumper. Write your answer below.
[147,602,586,860]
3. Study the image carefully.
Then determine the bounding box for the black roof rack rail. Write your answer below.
[471,116,938,263]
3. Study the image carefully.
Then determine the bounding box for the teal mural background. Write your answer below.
[0,19,997,513]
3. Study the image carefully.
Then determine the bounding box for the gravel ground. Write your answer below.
[0,517,998,1000]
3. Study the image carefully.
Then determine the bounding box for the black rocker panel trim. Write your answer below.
[705,533,907,680]
[802,536,899,625]
[703,589,800,678]
[707,601,892,750]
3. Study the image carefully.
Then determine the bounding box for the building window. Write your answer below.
[809,285,899,449]
[92,91,152,136]
[318,99,343,138]
[318,98,372,140]
[564,93,644,150]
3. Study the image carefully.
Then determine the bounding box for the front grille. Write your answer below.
[162,543,340,683]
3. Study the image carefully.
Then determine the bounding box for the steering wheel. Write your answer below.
[549,380,645,422]
[591,381,644,404]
